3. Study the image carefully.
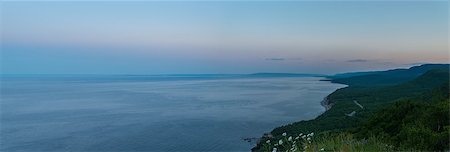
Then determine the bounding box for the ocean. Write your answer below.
[0,75,345,151]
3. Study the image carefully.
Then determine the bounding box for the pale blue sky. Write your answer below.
[1,1,448,74]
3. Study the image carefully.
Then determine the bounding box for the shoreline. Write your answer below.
[320,82,347,112]
[253,82,341,147]
[251,80,340,147]
[320,96,334,111]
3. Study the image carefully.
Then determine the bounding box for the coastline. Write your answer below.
[319,78,340,111]
[320,96,334,111]
[253,81,342,148]
[253,64,450,151]
[320,81,347,112]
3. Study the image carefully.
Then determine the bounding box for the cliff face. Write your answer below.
[320,96,333,111]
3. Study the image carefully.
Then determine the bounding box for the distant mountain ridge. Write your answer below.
[330,64,449,86]
[331,64,449,78]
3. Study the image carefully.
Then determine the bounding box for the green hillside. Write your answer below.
[253,64,449,151]
[356,93,449,150]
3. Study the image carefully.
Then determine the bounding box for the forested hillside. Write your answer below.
[253,64,449,151]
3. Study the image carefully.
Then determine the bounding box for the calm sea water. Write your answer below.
[0,76,345,151]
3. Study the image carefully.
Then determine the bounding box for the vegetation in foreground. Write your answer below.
[253,64,450,151]
[356,97,449,151]
[262,132,394,152]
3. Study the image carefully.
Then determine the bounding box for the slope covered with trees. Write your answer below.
[253,64,449,151]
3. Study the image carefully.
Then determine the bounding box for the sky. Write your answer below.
[1,1,448,75]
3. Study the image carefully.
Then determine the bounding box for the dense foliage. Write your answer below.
[261,131,395,152]
[253,64,449,151]
[356,84,449,151]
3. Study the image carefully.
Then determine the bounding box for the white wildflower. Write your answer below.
[291,145,298,151]
[310,132,314,136]
[320,148,325,151]
[299,133,303,136]
[266,140,270,144]
[295,136,299,140]
[272,147,277,152]
[274,143,278,146]
[282,132,287,136]
[307,137,311,141]
[288,136,292,141]
[278,139,283,145]
[302,135,306,138]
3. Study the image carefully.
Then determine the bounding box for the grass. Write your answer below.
[313,133,394,152]
[261,132,394,152]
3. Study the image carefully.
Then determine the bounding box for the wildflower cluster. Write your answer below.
[263,132,323,152]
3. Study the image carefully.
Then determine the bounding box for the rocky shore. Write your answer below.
[320,96,334,111]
